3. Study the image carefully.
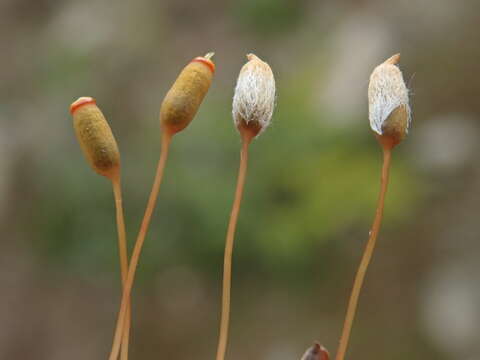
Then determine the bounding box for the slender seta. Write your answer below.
[70,97,132,360]
[216,53,276,360]
[335,53,411,360]
[108,52,215,360]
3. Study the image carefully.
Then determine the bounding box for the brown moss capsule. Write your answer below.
[160,52,215,135]
[376,104,409,148]
[301,343,329,360]
[70,97,120,179]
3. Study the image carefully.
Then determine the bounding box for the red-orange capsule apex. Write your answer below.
[191,52,215,73]
[70,97,96,114]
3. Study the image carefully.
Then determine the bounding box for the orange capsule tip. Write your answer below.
[191,57,215,73]
[70,97,96,114]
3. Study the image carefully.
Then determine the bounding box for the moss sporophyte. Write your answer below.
[70,51,412,360]
[106,52,215,360]
[216,53,276,360]
[70,97,132,360]
[334,53,411,360]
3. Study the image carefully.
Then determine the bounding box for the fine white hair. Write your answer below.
[232,54,275,135]
[368,54,411,135]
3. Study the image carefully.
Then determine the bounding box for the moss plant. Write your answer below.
[69,52,413,360]
[70,97,132,360]
[215,54,276,360]
[334,53,411,360]
[108,52,215,360]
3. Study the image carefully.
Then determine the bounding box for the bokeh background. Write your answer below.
[1,0,480,359]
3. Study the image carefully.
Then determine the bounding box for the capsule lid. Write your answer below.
[70,97,96,114]
[191,56,215,73]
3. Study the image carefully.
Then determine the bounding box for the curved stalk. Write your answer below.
[335,146,392,360]
[215,133,253,360]
[108,132,172,360]
[111,177,132,360]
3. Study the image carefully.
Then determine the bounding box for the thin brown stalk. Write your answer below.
[111,177,132,360]
[335,146,392,360]
[215,133,253,360]
[109,132,172,360]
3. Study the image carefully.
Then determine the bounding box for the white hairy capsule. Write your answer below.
[232,53,275,138]
[368,54,411,146]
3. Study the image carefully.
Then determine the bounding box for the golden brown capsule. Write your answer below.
[160,52,215,135]
[70,97,120,179]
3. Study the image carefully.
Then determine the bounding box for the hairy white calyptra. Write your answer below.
[368,54,411,135]
[232,54,275,135]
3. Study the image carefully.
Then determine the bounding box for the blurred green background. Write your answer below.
[1,0,480,359]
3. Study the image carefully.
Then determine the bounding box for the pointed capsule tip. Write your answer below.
[204,52,215,60]
[384,53,401,65]
[246,53,260,61]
